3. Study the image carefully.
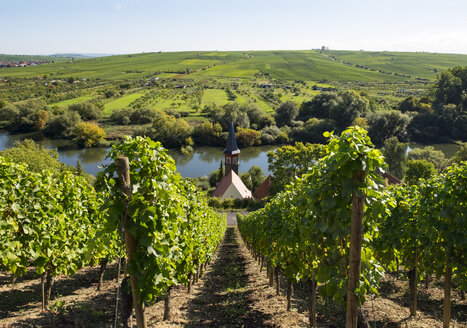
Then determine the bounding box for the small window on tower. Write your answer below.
[226,157,231,164]
[233,157,237,164]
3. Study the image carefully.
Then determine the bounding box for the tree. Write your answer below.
[434,67,466,107]
[298,92,339,122]
[73,122,106,147]
[0,139,63,174]
[274,101,298,127]
[210,103,250,130]
[451,142,467,163]
[236,127,261,147]
[367,110,411,147]
[290,118,336,144]
[44,111,81,138]
[382,137,408,179]
[246,106,274,130]
[405,159,437,185]
[143,112,192,148]
[217,161,224,183]
[267,142,323,195]
[298,91,369,133]
[192,121,224,146]
[408,146,447,172]
[35,110,49,131]
[240,165,266,191]
[69,102,102,121]
[0,99,47,132]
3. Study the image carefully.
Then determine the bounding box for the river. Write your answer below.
[0,132,275,177]
[0,132,461,177]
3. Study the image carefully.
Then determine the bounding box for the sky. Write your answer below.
[1,0,467,55]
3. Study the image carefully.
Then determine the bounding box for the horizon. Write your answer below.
[3,47,467,57]
[1,0,467,56]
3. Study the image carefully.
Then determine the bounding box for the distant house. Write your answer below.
[254,175,273,199]
[212,170,252,200]
[382,172,402,185]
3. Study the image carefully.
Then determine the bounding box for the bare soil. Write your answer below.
[1,227,465,328]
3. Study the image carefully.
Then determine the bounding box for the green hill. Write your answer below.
[324,50,467,79]
[2,50,466,82]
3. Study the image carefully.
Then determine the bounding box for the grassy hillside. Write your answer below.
[325,50,467,79]
[2,50,466,82]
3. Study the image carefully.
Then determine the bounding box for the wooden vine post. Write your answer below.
[346,169,366,328]
[117,156,147,328]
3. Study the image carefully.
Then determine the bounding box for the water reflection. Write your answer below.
[0,132,276,177]
[5,129,459,179]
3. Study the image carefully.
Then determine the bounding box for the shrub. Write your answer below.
[73,122,106,147]
[44,111,81,138]
[69,102,102,121]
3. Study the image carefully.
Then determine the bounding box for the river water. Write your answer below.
[0,132,461,177]
[0,132,275,177]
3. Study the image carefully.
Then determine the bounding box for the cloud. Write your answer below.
[116,4,122,10]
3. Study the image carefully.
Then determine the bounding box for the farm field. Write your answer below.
[325,50,467,79]
[2,50,467,82]
[103,92,146,115]
[4,49,464,120]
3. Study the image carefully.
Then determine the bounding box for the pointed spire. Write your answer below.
[224,121,240,155]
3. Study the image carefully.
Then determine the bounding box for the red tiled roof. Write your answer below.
[254,175,273,199]
[212,170,252,198]
[382,172,402,185]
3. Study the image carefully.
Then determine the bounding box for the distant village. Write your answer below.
[0,60,50,68]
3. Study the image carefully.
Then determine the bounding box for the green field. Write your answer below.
[202,89,229,105]
[325,50,467,79]
[2,50,466,82]
[103,92,146,115]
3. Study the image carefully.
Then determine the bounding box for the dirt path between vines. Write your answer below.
[149,226,308,328]
[1,226,465,327]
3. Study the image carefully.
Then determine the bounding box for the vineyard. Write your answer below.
[0,130,466,327]
[238,127,466,327]
[0,136,226,327]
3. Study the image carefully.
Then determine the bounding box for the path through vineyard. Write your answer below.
[1,224,465,327]
[150,226,309,327]
[0,225,309,328]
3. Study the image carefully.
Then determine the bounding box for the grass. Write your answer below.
[202,89,229,106]
[103,92,145,115]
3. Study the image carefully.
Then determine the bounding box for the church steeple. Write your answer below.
[224,121,240,175]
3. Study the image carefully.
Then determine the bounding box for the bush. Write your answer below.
[142,112,192,148]
[405,159,437,185]
[236,127,261,147]
[192,121,224,146]
[0,139,63,174]
[73,122,106,147]
[275,101,298,127]
[222,198,235,209]
[44,111,81,138]
[110,108,132,125]
[69,102,102,121]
